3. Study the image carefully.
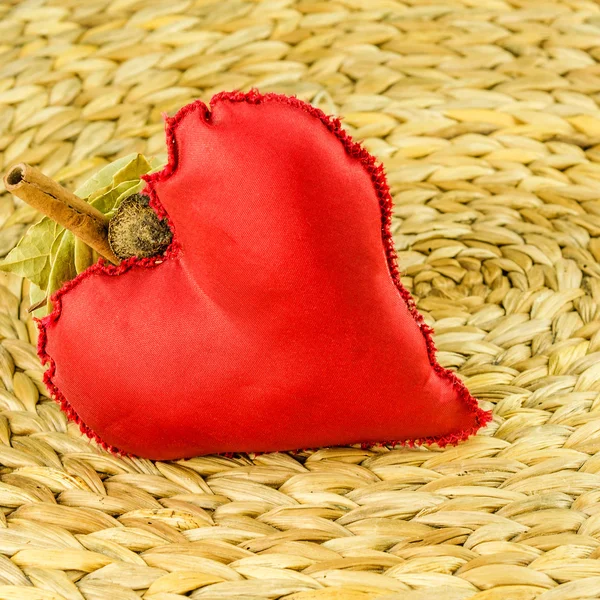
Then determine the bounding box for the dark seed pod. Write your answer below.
[108,193,172,260]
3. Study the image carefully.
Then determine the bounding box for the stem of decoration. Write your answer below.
[3,163,120,265]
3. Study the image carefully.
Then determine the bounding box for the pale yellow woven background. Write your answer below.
[1,0,600,598]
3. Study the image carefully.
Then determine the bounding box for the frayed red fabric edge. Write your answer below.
[35,89,492,459]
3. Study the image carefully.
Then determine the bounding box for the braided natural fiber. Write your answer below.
[1,0,600,598]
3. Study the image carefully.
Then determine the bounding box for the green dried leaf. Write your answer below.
[112,154,152,187]
[29,283,48,319]
[117,180,145,203]
[90,180,143,216]
[49,228,67,264]
[0,217,63,289]
[46,230,77,312]
[74,237,94,274]
[87,154,153,204]
[74,153,139,199]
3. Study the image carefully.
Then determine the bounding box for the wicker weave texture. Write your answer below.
[2,0,600,598]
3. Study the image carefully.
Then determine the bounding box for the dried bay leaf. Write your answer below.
[113,154,152,187]
[117,179,145,202]
[85,156,152,205]
[49,228,67,269]
[74,237,94,274]
[29,284,47,319]
[90,180,143,217]
[0,218,63,289]
[74,153,140,199]
[46,231,77,313]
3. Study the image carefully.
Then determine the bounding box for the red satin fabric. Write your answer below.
[39,92,490,460]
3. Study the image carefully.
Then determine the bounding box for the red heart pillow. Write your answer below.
[37,90,491,460]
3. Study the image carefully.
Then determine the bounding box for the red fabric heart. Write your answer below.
[37,90,491,460]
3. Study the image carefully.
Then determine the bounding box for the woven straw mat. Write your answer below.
[3,0,600,599]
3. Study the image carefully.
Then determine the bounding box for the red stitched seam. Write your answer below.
[35,89,492,457]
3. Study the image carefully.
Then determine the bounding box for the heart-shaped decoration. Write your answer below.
[37,90,491,460]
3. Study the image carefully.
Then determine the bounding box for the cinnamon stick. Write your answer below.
[3,163,120,265]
